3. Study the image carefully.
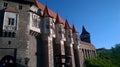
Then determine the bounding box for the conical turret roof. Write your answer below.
[55,14,64,24]
[64,20,71,29]
[43,5,51,17]
[72,25,77,33]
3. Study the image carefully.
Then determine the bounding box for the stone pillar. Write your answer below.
[41,36,54,67]
[73,48,80,67]
[89,50,92,58]
[78,47,84,67]
[53,40,65,67]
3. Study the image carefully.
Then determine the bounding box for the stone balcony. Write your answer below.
[29,26,41,37]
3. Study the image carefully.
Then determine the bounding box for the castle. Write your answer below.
[0,0,96,67]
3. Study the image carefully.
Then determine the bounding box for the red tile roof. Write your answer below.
[64,20,71,29]
[72,25,77,33]
[5,7,19,13]
[34,0,64,23]
[55,14,64,24]
[34,0,44,10]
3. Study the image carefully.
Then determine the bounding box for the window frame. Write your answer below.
[8,18,15,25]
[4,2,8,7]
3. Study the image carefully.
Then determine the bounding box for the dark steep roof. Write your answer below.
[81,26,89,35]
[72,25,77,33]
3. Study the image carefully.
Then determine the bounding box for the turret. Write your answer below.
[72,25,84,67]
[72,25,80,45]
[80,26,91,43]
[36,5,55,67]
[64,20,75,67]
[64,20,73,44]
[53,14,66,67]
[42,5,54,37]
[54,13,65,41]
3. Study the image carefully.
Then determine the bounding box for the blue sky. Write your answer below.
[38,0,120,49]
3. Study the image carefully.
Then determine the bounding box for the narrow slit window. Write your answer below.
[8,32,11,37]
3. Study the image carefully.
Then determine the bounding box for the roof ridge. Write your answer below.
[5,7,19,13]
[34,0,44,10]
[34,0,65,24]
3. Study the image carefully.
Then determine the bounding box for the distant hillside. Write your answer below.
[85,44,120,67]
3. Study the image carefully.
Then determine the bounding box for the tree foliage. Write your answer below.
[85,44,120,67]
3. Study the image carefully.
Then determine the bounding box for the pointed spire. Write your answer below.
[72,25,77,33]
[55,13,63,24]
[64,20,71,29]
[55,13,61,23]
[43,5,51,17]
[80,26,91,43]
[81,26,89,34]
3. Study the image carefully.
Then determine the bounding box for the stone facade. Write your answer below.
[0,0,96,67]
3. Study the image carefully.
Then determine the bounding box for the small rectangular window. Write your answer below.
[4,2,8,7]
[4,31,8,37]
[19,5,22,10]
[8,18,14,25]
[8,32,11,37]
[12,32,15,37]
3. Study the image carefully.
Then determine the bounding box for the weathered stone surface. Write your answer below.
[0,0,96,67]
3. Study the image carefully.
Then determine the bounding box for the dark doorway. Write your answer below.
[0,55,16,67]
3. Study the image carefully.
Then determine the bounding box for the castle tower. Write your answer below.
[53,14,66,67]
[0,0,35,67]
[72,25,84,67]
[79,26,96,60]
[80,26,91,43]
[64,20,75,67]
[40,5,54,67]
[0,0,97,67]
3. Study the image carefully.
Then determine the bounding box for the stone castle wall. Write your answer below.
[0,0,96,67]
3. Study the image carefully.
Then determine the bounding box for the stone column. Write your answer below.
[53,40,65,67]
[65,44,75,67]
[41,36,54,67]
[78,47,84,67]
[70,45,75,67]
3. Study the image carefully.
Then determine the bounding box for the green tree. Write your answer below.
[85,44,120,67]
